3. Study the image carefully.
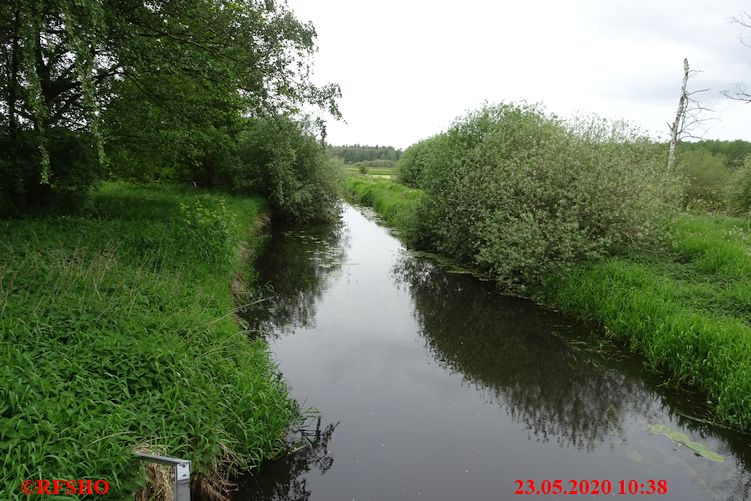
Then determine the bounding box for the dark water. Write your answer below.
[235,205,751,500]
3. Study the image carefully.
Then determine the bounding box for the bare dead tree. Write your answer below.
[667,58,713,171]
[723,12,751,103]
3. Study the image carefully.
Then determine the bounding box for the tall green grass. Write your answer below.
[346,176,751,432]
[1,182,295,499]
[344,175,424,241]
[342,165,396,177]
[545,214,751,429]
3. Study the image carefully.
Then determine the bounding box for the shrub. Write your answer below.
[728,155,751,217]
[396,134,451,188]
[676,149,732,212]
[412,103,680,290]
[233,115,341,223]
[0,129,37,216]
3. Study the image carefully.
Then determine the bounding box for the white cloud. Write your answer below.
[289,0,751,148]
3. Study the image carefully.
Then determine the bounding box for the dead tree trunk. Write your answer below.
[667,58,690,172]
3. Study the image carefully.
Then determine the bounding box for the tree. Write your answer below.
[0,0,341,212]
[327,144,402,164]
[0,2,110,199]
[234,114,341,223]
[667,58,712,171]
[678,139,751,170]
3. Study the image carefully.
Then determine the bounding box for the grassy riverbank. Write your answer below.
[345,175,751,431]
[1,182,295,498]
[342,165,397,178]
[343,176,423,232]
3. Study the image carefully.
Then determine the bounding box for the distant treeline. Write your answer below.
[328,144,402,164]
[679,140,751,170]
[673,139,751,213]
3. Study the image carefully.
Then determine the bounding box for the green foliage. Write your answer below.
[101,68,246,187]
[178,198,240,264]
[679,139,751,171]
[545,213,751,430]
[728,156,751,216]
[0,129,38,216]
[349,176,751,431]
[0,182,295,498]
[344,176,425,243]
[234,115,341,224]
[408,103,679,290]
[353,159,396,168]
[1,0,340,212]
[396,135,451,189]
[358,164,369,174]
[328,144,401,164]
[0,128,100,216]
[676,149,732,212]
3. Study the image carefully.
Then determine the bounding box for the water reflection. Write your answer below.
[234,205,751,500]
[233,419,338,501]
[392,251,751,497]
[242,220,349,337]
[391,253,651,451]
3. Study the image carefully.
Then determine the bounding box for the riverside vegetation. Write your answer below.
[345,102,751,432]
[1,132,341,498]
[1,1,342,499]
[4,0,751,494]
[1,183,297,498]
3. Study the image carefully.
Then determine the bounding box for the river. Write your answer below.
[234,204,751,500]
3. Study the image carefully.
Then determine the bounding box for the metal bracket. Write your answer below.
[135,452,192,501]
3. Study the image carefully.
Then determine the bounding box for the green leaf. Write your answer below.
[649,423,725,462]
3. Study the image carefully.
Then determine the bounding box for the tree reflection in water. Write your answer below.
[232,418,338,501]
[391,251,751,495]
[233,208,751,500]
[232,219,345,500]
[391,252,657,451]
[241,219,349,338]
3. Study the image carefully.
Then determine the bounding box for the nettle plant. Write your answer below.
[178,198,239,264]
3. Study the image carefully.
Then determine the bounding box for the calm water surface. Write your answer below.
[235,205,751,500]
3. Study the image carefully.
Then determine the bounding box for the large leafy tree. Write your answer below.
[0,0,340,211]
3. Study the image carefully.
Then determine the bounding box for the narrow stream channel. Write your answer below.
[235,204,751,500]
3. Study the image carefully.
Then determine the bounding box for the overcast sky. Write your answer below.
[288,0,750,149]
